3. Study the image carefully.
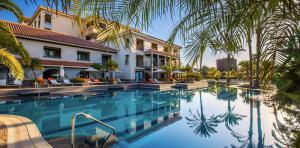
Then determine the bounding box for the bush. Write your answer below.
[36,77,45,84]
[185,74,202,81]
[99,78,106,82]
[70,77,87,83]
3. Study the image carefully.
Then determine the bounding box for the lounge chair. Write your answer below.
[0,79,7,86]
[117,78,125,84]
[153,79,162,84]
[49,79,61,86]
[13,80,22,88]
[62,79,74,86]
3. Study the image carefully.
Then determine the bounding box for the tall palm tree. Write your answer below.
[0,0,31,80]
[24,58,44,80]
[185,91,223,137]
[103,59,118,81]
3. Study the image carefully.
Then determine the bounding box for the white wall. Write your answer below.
[32,9,84,39]
[20,39,116,64]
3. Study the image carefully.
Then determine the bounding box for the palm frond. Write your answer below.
[0,0,24,22]
[0,48,24,80]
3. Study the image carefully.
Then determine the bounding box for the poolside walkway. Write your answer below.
[0,115,52,148]
[0,81,209,98]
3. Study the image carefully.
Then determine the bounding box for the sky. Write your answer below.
[0,0,249,67]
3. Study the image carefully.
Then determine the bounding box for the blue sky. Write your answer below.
[0,0,249,67]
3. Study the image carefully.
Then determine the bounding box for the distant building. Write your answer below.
[216,57,237,71]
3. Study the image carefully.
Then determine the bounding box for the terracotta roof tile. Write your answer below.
[41,59,92,67]
[3,21,117,53]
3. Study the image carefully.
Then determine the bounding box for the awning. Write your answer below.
[153,69,165,73]
[83,67,98,72]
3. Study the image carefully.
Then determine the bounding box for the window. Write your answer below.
[77,51,90,61]
[136,39,144,51]
[34,21,36,27]
[136,55,144,67]
[102,54,111,64]
[125,55,129,65]
[38,15,41,28]
[151,43,158,50]
[43,46,61,58]
[45,13,52,24]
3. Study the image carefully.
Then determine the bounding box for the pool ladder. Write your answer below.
[71,112,116,148]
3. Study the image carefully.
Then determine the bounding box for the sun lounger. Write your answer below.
[117,79,125,84]
[49,79,61,86]
[0,79,7,86]
[153,79,162,84]
[62,79,74,86]
[13,80,22,88]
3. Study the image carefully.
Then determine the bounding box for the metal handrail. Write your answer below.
[71,112,115,148]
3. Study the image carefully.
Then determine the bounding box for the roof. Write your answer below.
[30,6,182,50]
[41,59,91,67]
[3,21,117,53]
[132,31,182,49]
[29,6,78,25]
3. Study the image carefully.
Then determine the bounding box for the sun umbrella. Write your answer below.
[83,67,99,72]
[173,70,184,74]
[113,69,121,73]
[153,69,165,73]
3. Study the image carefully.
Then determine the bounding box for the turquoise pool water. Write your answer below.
[0,86,287,147]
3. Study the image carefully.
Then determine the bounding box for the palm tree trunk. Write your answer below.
[247,37,253,88]
[227,54,231,84]
[199,57,203,71]
[255,25,262,88]
[31,67,37,81]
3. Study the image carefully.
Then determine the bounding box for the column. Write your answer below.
[157,54,160,68]
[151,53,153,77]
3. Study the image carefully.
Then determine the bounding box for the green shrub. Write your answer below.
[70,77,87,83]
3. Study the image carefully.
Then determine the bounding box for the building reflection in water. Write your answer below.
[0,89,182,142]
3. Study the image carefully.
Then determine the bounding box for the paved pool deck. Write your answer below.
[0,115,52,148]
[0,81,209,98]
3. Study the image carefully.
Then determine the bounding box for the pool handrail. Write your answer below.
[71,112,116,148]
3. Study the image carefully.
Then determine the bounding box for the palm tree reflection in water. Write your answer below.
[218,87,246,131]
[185,91,223,137]
[230,90,271,148]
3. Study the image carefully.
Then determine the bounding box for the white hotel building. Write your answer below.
[0,6,181,82]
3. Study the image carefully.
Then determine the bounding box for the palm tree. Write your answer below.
[103,59,118,82]
[24,58,44,81]
[0,48,23,80]
[91,63,103,79]
[0,0,31,80]
[185,91,223,137]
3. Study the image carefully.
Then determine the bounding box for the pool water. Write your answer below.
[0,86,287,147]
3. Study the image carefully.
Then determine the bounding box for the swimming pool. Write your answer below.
[0,85,289,147]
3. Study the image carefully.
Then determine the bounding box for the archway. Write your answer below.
[43,69,59,79]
